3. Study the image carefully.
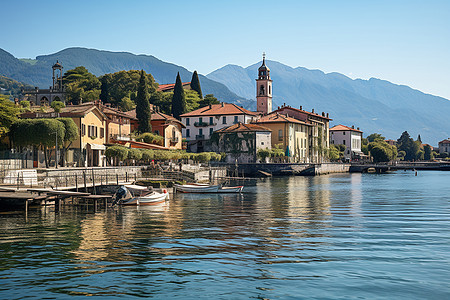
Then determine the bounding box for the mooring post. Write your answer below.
[75,175,78,192]
[92,168,96,195]
[134,173,137,182]
[116,174,119,185]
[126,172,128,183]
[83,171,87,192]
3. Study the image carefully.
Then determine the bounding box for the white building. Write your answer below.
[180,103,257,152]
[330,124,363,161]
[438,139,450,154]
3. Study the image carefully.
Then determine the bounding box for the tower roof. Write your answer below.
[258,53,270,72]
[52,60,63,69]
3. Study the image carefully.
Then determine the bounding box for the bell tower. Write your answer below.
[52,60,63,91]
[256,53,272,114]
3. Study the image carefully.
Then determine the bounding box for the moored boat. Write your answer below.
[174,184,243,194]
[113,185,169,206]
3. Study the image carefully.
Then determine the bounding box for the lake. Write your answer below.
[1,171,449,299]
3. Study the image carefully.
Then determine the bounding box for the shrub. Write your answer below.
[136,132,164,146]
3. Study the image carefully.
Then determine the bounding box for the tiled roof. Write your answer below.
[151,111,185,128]
[59,103,107,119]
[216,123,271,133]
[330,124,363,133]
[275,105,332,120]
[158,82,191,92]
[439,139,450,144]
[180,103,257,117]
[255,112,311,125]
[101,105,137,120]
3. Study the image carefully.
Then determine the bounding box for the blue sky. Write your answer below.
[3,0,450,99]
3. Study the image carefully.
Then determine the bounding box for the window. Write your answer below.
[186,118,190,126]
[82,124,86,136]
[223,116,227,124]
[154,130,159,135]
[343,132,346,135]
[186,129,190,137]
[100,128,104,138]
[95,126,98,137]
[278,129,283,141]
[199,128,203,136]
[209,117,213,125]
[234,116,238,123]
[209,128,213,135]
[343,139,346,145]
[261,141,264,145]
[199,117,203,123]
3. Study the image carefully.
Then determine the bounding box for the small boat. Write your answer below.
[174,183,243,194]
[112,184,169,206]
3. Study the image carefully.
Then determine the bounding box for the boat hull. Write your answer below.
[174,184,243,194]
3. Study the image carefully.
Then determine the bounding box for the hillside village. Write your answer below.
[0,55,449,169]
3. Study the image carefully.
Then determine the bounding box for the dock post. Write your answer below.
[106,173,108,185]
[92,168,96,195]
[116,174,119,185]
[134,173,137,182]
[126,172,128,183]
[75,175,78,192]
[83,171,87,192]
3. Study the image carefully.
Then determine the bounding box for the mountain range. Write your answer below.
[1,47,449,145]
[0,47,251,107]
[207,61,450,145]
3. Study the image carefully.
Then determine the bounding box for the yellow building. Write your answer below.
[59,104,107,167]
[255,112,311,162]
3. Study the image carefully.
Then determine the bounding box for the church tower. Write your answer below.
[52,60,63,91]
[256,53,272,114]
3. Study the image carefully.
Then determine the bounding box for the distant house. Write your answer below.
[438,139,450,154]
[158,82,191,93]
[125,108,184,150]
[210,123,271,163]
[255,112,311,162]
[330,124,363,161]
[180,103,257,152]
[385,139,397,146]
[97,102,136,144]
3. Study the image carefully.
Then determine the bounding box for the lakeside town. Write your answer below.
[1,55,449,181]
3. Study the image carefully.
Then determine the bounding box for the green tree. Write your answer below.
[119,96,135,111]
[99,75,110,103]
[56,118,79,167]
[105,145,129,165]
[127,148,142,165]
[190,70,203,99]
[368,140,397,163]
[424,144,433,160]
[51,100,65,113]
[397,131,419,161]
[136,132,164,145]
[184,90,201,112]
[20,100,30,110]
[63,66,101,104]
[0,94,21,137]
[171,72,186,119]
[136,70,152,133]
[367,133,385,143]
[257,148,271,162]
[199,94,220,108]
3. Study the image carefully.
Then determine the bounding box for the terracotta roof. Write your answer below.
[59,103,107,119]
[330,124,363,133]
[275,106,332,121]
[180,103,257,117]
[158,82,191,92]
[255,112,311,125]
[101,105,137,120]
[151,111,185,128]
[439,139,450,144]
[216,123,271,133]
[125,109,136,119]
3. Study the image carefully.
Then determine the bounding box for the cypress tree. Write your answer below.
[99,76,109,103]
[136,70,151,133]
[190,70,203,99]
[171,72,186,119]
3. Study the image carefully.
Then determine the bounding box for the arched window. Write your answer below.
[259,85,265,95]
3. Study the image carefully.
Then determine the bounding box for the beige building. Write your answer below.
[255,112,311,162]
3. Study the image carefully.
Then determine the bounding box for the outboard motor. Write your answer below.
[112,186,130,206]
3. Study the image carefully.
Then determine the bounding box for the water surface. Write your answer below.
[1,171,449,299]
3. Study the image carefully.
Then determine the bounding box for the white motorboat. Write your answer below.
[113,184,169,206]
[174,183,243,194]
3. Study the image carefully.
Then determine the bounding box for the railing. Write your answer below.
[110,134,131,141]
[195,134,205,140]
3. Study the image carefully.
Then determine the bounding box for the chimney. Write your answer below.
[209,104,212,109]
[221,102,224,107]
[326,113,329,118]
[312,108,315,113]
[357,127,360,130]
[322,112,325,116]
[300,105,302,110]
[352,125,355,129]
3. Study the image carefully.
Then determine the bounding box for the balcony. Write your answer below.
[194,121,209,127]
[110,134,130,141]
[195,134,205,140]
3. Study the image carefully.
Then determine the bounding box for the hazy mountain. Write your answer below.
[0,47,252,107]
[208,61,450,145]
